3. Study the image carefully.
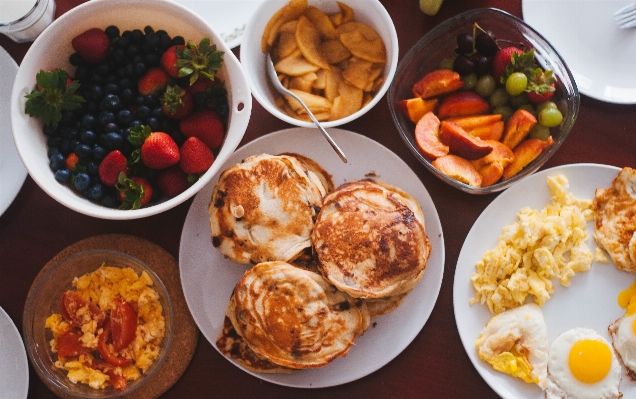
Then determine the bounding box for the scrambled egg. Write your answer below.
[45,265,165,390]
[470,175,594,314]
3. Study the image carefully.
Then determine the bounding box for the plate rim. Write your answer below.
[453,162,623,399]
[0,305,29,398]
[178,127,445,388]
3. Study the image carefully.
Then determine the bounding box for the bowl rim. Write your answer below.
[388,7,580,195]
[10,0,252,219]
[240,0,399,128]
[22,248,174,398]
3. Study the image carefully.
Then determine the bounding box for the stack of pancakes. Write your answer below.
[210,153,431,373]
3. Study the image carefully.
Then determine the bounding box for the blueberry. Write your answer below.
[87,102,100,114]
[216,102,229,118]
[42,124,57,136]
[144,32,159,49]
[49,152,66,171]
[61,110,75,124]
[106,74,118,84]
[87,161,99,176]
[96,64,110,75]
[112,49,125,64]
[106,95,122,111]
[90,74,104,85]
[105,25,120,39]
[169,129,186,147]
[193,92,206,108]
[158,33,172,49]
[136,105,151,119]
[134,62,146,76]
[90,85,104,101]
[80,129,96,145]
[89,183,105,200]
[143,94,158,106]
[101,193,120,208]
[117,35,130,48]
[135,96,145,106]
[54,169,71,183]
[47,136,62,148]
[75,66,90,81]
[66,128,79,139]
[81,114,96,129]
[69,53,84,66]
[125,63,134,77]
[172,36,185,46]
[120,88,135,104]
[47,147,60,158]
[118,109,133,126]
[127,44,139,57]
[75,143,93,160]
[144,25,154,34]
[60,139,73,156]
[144,53,160,67]
[93,146,107,162]
[102,132,123,150]
[119,78,132,89]
[151,107,163,118]
[131,29,144,43]
[104,122,120,133]
[146,117,160,131]
[105,83,120,94]
[99,111,115,125]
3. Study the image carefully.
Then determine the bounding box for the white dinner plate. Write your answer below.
[179,127,445,388]
[173,0,265,48]
[523,0,636,104]
[0,306,29,398]
[0,46,27,216]
[453,163,636,399]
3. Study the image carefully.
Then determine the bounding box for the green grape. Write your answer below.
[510,93,530,108]
[538,107,563,127]
[462,73,477,90]
[505,72,528,96]
[493,105,514,121]
[475,74,496,97]
[517,103,537,117]
[529,124,551,141]
[439,57,455,70]
[490,87,510,108]
[536,101,558,114]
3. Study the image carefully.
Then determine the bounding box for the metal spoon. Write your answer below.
[266,54,348,163]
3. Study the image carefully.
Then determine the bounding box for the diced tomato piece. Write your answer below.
[111,298,137,352]
[57,330,90,359]
[97,321,132,367]
[85,359,128,391]
[61,291,106,327]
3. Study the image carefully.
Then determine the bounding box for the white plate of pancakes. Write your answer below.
[453,163,636,399]
[179,127,445,387]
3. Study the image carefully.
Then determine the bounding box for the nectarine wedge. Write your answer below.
[445,114,502,130]
[502,136,553,180]
[475,161,504,187]
[397,97,438,124]
[432,155,482,187]
[466,121,504,141]
[412,69,463,99]
[438,121,493,160]
[501,109,537,150]
[437,91,490,119]
[414,112,448,158]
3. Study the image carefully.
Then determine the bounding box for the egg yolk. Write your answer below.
[568,339,612,384]
[618,279,636,315]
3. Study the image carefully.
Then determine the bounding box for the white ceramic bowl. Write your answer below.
[11,0,252,220]
[240,0,398,128]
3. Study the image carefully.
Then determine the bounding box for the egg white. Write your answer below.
[610,313,636,377]
[546,327,621,399]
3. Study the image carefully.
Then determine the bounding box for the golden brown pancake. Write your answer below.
[312,179,431,299]
[594,167,636,272]
[363,292,409,318]
[209,154,330,264]
[226,261,368,369]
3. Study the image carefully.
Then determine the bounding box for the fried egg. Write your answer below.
[546,328,621,399]
[609,278,636,380]
[476,303,549,389]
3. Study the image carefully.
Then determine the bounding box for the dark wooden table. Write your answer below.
[1,1,634,398]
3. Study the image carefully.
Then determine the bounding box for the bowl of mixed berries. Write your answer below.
[388,8,578,194]
[11,0,252,219]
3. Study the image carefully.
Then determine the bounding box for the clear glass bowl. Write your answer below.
[388,8,579,194]
[23,249,173,398]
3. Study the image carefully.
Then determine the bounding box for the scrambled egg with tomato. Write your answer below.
[470,175,594,314]
[45,265,165,390]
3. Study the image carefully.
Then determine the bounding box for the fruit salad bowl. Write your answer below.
[388,8,579,194]
[11,0,252,219]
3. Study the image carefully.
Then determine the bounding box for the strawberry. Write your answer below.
[160,45,185,78]
[98,150,129,186]
[24,69,84,128]
[128,125,180,169]
[137,67,169,96]
[491,46,523,81]
[179,110,225,150]
[180,137,214,175]
[161,85,193,119]
[117,175,153,210]
[526,70,556,104]
[66,153,80,171]
[188,75,214,94]
[172,37,224,85]
[157,165,190,197]
[71,28,110,64]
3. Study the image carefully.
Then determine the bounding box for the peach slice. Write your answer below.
[501,109,537,150]
[412,69,464,99]
[445,114,502,130]
[437,91,490,119]
[432,155,482,187]
[438,121,493,160]
[475,162,504,187]
[471,141,514,186]
[502,136,553,180]
[414,112,448,158]
[397,97,438,124]
[466,121,504,141]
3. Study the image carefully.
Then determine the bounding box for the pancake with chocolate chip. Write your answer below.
[312,179,431,299]
[225,261,369,369]
[209,153,332,264]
